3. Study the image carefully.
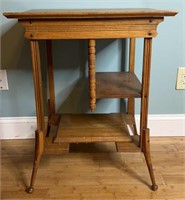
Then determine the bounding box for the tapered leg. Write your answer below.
[27,130,44,193]
[27,40,45,193]
[142,129,158,191]
[140,38,158,190]
[140,38,152,148]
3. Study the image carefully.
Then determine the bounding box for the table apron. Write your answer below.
[20,17,164,39]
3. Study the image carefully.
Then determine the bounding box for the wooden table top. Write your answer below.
[3,9,178,19]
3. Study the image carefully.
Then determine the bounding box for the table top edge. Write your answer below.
[3,9,178,19]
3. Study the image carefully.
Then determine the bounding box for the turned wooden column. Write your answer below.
[88,39,96,111]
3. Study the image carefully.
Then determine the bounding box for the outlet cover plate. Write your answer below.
[176,67,185,90]
[0,70,9,90]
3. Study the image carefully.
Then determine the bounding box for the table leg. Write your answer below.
[27,40,45,193]
[46,40,56,137]
[116,38,138,151]
[128,38,138,136]
[140,38,158,190]
[140,38,152,147]
[27,130,44,193]
[143,128,158,191]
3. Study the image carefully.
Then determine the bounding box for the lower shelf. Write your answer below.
[44,137,69,154]
[54,113,132,143]
[44,125,70,154]
[45,113,140,153]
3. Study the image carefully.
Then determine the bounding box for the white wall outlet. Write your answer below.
[0,70,9,90]
[176,67,185,90]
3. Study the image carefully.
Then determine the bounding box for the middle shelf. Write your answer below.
[96,72,141,98]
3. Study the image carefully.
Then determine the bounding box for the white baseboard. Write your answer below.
[135,114,185,137]
[0,115,184,139]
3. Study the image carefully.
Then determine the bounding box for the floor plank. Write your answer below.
[1,137,185,199]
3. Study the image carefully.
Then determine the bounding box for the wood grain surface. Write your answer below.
[3,9,178,19]
[1,137,185,199]
[55,114,132,143]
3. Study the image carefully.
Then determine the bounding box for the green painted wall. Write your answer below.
[0,0,184,117]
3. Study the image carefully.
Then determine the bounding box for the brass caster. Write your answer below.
[26,187,34,194]
[151,184,158,191]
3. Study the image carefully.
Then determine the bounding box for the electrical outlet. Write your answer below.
[0,70,9,90]
[176,67,185,90]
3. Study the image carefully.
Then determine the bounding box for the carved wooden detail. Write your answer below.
[88,39,96,111]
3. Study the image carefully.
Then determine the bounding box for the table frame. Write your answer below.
[3,9,177,193]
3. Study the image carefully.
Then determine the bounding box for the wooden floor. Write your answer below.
[1,137,185,200]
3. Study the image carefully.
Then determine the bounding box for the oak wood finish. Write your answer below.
[45,136,70,154]
[88,39,96,111]
[116,39,138,152]
[3,9,178,194]
[26,130,44,194]
[54,114,132,143]
[128,38,136,115]
[4,10,177,40]
[46,40,56,137]
[142,128,158,191]
[30,41,45,134]
[127,38,138,136]
[96,72,141,98]
[46,40,56,116]
[21,18,163,39]
[27,40,45,194]
[3,9,178,19]
[140,38,152,148]
[51,113,139,152]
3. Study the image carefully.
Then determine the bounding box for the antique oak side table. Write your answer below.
[4,9,177,193]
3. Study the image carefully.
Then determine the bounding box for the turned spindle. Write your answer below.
[88,39,96,111]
